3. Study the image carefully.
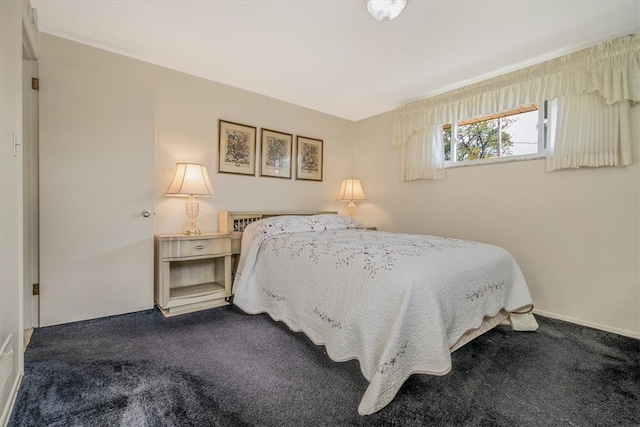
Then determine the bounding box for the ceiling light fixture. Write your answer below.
[366,0,406,23]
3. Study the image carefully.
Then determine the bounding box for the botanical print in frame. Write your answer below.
[260,128,293,179]
[218,120,257,176]
[296,136,323,181]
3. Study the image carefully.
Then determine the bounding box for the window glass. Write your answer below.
[444,104,541,165]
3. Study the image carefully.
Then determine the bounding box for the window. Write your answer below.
[444,103,545,166]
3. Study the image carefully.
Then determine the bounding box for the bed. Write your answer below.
[219,211,538,415]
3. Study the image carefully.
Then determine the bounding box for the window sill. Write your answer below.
[445,154,545,169]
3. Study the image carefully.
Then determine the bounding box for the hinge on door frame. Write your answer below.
[32,283,39,296]
[12,133,20,158]
[31,78,39,91]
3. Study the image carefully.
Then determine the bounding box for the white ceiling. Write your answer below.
[31,0,639,122]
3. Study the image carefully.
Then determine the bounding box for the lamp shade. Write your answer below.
[336,178,366,201]
[366,0,406,22]
[165,163,215,197]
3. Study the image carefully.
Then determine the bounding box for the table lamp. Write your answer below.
[336,178,366,218]
[165,163,215,235]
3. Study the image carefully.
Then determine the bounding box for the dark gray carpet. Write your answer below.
[8,306,639,426]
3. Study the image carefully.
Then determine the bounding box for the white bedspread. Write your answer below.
[233,215,535,415]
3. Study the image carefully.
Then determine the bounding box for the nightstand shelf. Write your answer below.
[155,233,232,317]
[169,282,225,300]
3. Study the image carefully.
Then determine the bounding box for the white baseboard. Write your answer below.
[533,309,639,340]
[0,373,22,427]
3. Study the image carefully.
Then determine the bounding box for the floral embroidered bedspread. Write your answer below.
[233,215,535,415]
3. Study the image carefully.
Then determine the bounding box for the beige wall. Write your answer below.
[39,34,355,236]
[152,70,355,233]
[353,107,640,338]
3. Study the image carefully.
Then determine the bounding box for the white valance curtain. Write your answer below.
[393,32,640,180]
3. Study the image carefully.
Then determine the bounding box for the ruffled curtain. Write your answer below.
[394,32,640,180]
[547,93,632,171]
[401,125,445,180]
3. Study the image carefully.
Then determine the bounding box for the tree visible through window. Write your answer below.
[444,104,541,164]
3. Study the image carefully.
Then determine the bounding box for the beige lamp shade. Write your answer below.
[165,163,215,197]
[336,178,366,201]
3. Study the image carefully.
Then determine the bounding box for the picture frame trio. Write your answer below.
[218,119,323,181]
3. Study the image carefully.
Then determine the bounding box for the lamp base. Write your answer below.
[184,196,201,236]
[346,200,357,218]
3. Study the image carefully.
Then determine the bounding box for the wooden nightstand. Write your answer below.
[154,233,232,317]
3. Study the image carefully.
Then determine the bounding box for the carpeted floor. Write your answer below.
[8,306,640,426]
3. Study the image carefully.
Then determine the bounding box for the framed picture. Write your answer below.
[260,128,293,179]
[218,120,257,176]
[296,136,323,181]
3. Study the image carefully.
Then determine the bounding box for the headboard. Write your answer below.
[218,211,337,256]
